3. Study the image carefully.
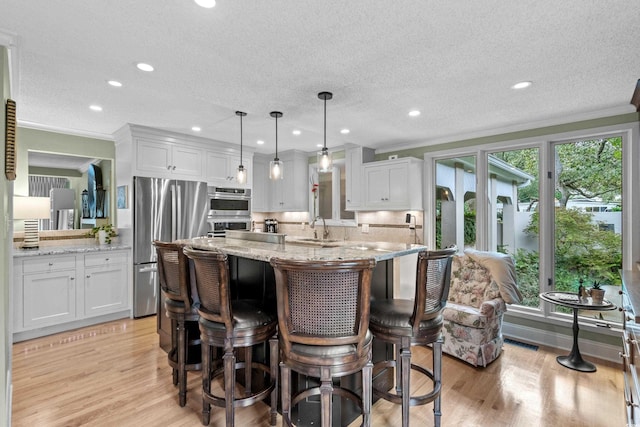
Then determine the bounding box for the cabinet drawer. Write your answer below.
[22,256,76,274]
[84,252,128,267]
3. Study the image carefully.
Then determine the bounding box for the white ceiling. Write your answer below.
[1,1,639,157]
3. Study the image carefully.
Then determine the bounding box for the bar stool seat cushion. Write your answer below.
[164,297,199,316]
[370,299,443,333]
[199,300,276,332]
[290,332,373,360]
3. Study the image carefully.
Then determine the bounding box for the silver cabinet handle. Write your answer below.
[105,258,109,261]
[167,165,171,170]
[70,277,75,280]
[172,166,176,170]
[86,275,91,279]
[49,262,54,266]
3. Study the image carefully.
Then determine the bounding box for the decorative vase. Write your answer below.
[590,288,605,305]
[98,230,107,245]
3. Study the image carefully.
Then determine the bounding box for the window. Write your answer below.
[425,124,638,329]
[309,159,356,226]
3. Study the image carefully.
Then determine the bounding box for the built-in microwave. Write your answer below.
[207,218,252,238]
[208,186,251,217]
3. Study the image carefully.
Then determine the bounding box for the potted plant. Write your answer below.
[89,224,116,245]
[589,281,605,304]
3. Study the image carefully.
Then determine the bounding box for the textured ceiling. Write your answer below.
[1,1,639,157]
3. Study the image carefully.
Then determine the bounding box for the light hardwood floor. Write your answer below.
[11,316,624,427]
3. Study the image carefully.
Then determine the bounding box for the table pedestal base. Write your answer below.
[556,354,596,372]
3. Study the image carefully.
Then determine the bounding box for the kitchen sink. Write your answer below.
[286,238,344,248]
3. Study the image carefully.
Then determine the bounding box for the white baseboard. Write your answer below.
[502,321,622,365]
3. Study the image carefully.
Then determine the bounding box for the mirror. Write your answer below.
[309,159,356,226]
[28,151,114,230]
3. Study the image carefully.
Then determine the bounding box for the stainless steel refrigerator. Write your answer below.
[133,176,208,317]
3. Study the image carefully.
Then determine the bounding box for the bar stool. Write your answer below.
[183,247,278,427]
[368,247,456,427]
[154,240,202,407]
[270,257,377,427]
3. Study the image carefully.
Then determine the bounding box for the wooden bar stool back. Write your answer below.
[154,240,202,407]
[183,247,278,427]
[270,257,377,427]
[368,247,456,427]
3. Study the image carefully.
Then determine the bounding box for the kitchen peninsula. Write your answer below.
[180,232,427,425]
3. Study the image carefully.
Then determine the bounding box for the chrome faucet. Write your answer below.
[310,216,329,240]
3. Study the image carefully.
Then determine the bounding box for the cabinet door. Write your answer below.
[172,145,203,178]
[364,166,390,208]
[252,157,270,211]
[136,139,172,176]
[84,253,129,317]
[345,148,361,209]
[387,164,410,207]
[23,271,76,328]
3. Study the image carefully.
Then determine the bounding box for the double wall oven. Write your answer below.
[207,186,252,237]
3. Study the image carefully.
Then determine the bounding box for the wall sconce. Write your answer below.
[14,196,51,249]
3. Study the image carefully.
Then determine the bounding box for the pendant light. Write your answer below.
[269,111,284,180]
[317,91,333,172]
[235,111,247,185]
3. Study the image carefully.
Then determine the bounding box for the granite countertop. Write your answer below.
[182,235,426,262]
[13,242,131,257]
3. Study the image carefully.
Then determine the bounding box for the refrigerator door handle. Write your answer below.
[138,265,157,273]
[171,184,177,241]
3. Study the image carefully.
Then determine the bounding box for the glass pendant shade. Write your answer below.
[317,91,333,172]
[236,110,248,185]
[317,147,332,172]
[270,111,284,180]
[236,165,247,184]
[269,159,283,180]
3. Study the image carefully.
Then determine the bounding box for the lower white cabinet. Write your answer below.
[13,249,131,340]
[83,252,129,317]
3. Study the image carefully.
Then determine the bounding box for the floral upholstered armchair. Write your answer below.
[441,249,522,367]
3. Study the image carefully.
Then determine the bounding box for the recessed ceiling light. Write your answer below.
[340,129,350,134]
[195,0,216,8]
[511,81,532,90]
[89,105,102,112]
[257,140,265,145]
[136,62,154,72]
[292,130,301,136]
[408,110,421,117]
[107,80,122,87]
[192,126,201,132]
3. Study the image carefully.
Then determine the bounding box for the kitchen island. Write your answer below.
[179,233,426,426]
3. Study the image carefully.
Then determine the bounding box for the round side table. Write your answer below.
[539,291,616,372]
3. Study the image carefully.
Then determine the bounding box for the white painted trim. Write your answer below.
[503,320,622,365]
[377,105,637,154]
[0,30,18,99]
[18,120,115,141]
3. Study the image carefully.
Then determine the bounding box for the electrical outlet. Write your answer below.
[362,223,369,233]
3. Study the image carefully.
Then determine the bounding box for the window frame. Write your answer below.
[423,121,640,329]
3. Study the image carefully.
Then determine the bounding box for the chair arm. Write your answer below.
[479,297,507,318]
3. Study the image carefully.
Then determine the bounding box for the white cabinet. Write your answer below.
[83,252,129,317]
[206,150,252,188]
[258,150,309,212]
[13,249,131,341]
[20,256,79,329]
[136,139,203,180]
[345,145,375,210]
[251,155,270,212]
[362,157,423,210]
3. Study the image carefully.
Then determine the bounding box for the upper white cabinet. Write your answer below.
[251,154,270,212]
[362,157,423,210]
[135,139,204,180]
[206,150,252,188]
[252,150,309,212]
[345,145,375,210]
[115,124,254,188]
